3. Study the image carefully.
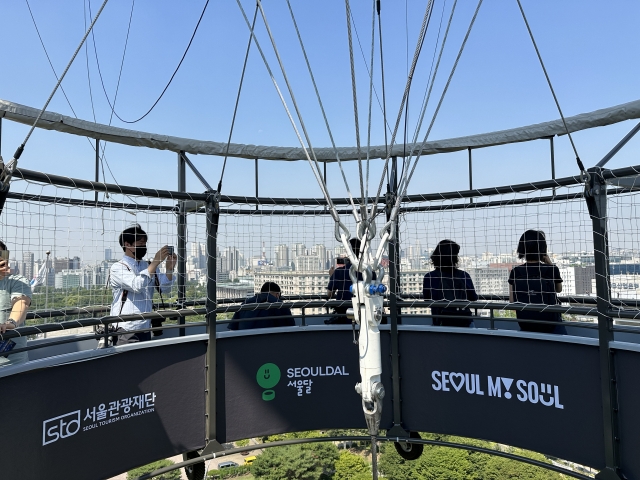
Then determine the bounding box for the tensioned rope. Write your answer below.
[376,0,390,184]
[89,0,210,124]
[397,0,484,204]
[24,0,79,119]
[367,0,435,223]
[515,0,586,178]
[24,0,120,202]
[217,3,259,194]
[87,0,136,195]
[403,0,457,184]
[234,0,344,231]
[348,7,392,138]
[410,0,450,152]
[365,0,377,201]
[284,0,360,220]
[1,0,110,184]
[345,0,366,208]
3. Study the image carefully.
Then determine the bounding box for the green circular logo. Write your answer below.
[256,363,281,389]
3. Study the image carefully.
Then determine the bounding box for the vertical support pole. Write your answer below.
[203,190,223,454]
[95,139,100,203]
[386,156,407,438]
[324,160,327,185]
[0,116,3,158]
[468,147,473,204]
[586,167,623,480]
[255,158,259,211]
[177,152,187,336]
[550,136,556,196]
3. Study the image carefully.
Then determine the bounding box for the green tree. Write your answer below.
[478,450,562,480]
[252,442,338,480]
[379,435,565,480]
[262,430,325,443]
[127,459,180,480]
[334,451,370,480]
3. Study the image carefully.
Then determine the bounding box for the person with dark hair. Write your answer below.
[0,240,32,366]
[228,282,295,330]
[422,240,478,327]
[508,230,565,334]
[109,225,176,344]
[326,238,367,324]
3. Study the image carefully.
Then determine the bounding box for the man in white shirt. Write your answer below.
[109,225,176,344]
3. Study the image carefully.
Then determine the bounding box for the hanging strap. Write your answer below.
[153,274,165,310]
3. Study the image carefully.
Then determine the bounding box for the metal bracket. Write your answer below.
[201,439,225,455]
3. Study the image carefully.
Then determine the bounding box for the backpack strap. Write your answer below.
[118,290,129,316]
[153,273,165,310]
[115,261,132,319]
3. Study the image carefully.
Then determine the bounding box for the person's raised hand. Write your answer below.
[153,246,170,264]
[165,253,177,272]
[328,266,335,277]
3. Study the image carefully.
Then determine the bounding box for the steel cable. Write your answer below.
[217,3,259,194]
[284,0,360,219]
[398,0,484,206]
[515,0,586,177]
[345,0,366,207]
[234,0,341,226]
[3,0,110,179]
[365,0,377,201]
[89,0,210,124]
[399,0,458,196]
[368,0,435,222]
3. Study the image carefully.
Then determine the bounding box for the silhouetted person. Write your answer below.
[228,282,295,330]
[509,230,565,334]
[423,240,478,327]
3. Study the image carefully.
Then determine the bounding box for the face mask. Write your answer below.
[134,246,147,260]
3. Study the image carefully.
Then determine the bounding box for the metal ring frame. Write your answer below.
[135,435,593,480]
[2,154,640,478]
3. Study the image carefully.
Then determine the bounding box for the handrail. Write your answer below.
[135,435,592,480]
[11,163,640,206]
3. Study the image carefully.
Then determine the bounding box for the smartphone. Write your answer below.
[0,250,9,261]
[336,257,345,266]
[167,246,174,256]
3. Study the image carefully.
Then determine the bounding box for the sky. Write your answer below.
[0,0,639,262]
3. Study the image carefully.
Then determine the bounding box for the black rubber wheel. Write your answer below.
[394,431,424,460]
[183,450,206,480]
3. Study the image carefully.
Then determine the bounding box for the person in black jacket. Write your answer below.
[423,240,478,327]
[508,229,565,334]
[228,282,295,330]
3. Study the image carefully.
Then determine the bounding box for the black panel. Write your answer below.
[217,329,393,442]
[1,341,206,480]
[400,331,605,469]
[613,348,640,479]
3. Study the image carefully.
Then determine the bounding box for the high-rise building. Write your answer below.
[70,256,81,270]
[105,248,113,261]
[295,255,321,272]
[313,244,327,270]
[54,257,70,274]
[222,246,243,273]
[291,243,306,259]
[190,242,207,269]
[54,270,83,289]
[274,244,290,269]
[22,252,34,281]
